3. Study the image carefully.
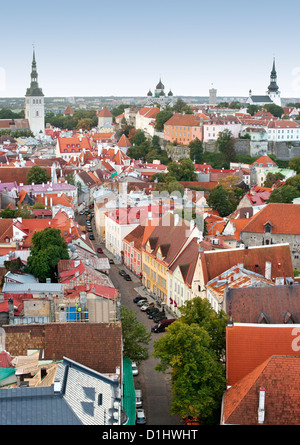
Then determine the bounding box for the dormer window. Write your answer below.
[265,223,272,233]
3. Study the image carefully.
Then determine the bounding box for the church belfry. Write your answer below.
[25,47,45,137]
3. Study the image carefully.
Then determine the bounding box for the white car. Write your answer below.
[132,362,139,376]
[135,389,142,407]
[140,302,154,311]
[136,408,146,425]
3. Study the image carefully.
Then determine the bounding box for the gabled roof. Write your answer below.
[142,213,192,266]
[226,323,300,387]
[200,244,294,285]
[241,203,300,235]
[169,237,203,287]
[222,355,300,425]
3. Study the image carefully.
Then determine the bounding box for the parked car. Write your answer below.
[151,319,176,333]
[136,408,146,425]
[140,302,154,311]
[89,204,93,209]
[147,308,160,318]
[109,258,114,264]
[132,362,138,375]
[146,306,158,314]
[119,270,127,276]
[133,296,147,304]
[123,274,132,281]
[97,248,103,254]
[87,228,93,232]
[153,312,167,323]
[137,298,148,307]
[89,234,95,240]
[79,210,84,215]
[135,389,142,408]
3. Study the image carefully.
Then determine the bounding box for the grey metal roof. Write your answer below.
[2,283,64,294]
[0,386,82,425]
[250,95,273,103]
[0,357,121,425]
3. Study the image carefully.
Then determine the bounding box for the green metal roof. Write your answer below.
[0,367,15,382]
[122,357,136,425]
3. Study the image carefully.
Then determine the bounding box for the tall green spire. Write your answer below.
[25,46,44,97]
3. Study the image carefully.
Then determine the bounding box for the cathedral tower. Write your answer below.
[25,47,45,136]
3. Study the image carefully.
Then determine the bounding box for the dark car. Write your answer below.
[153,312,167,323]
[119,270,127,276]
[147,308,160,318]
[97,248,103,254]
[87,228,93,232]
[133,296,147,303]
[151,319,176,333]
[146,305,158,314]
[123,274,132,281]
[89,234,95,240]
[109,259,114,264]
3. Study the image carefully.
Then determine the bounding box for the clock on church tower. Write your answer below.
[25,48,45,137]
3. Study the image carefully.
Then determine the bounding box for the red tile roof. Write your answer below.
[250,155,277,168]
[241,203,300,235]
[164,113,201,127]
[226,324,300,387]
[117,134,131,148]
[58,137,92,154]
[98,106,113,117]
[223,355,300,425]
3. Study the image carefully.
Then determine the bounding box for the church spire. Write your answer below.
[268,57,279,93]
[25,46,44,97]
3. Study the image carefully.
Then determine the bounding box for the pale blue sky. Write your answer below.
[1,0,300,98]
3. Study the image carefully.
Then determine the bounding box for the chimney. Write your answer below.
[8,298,14,323]
[258,387,265,424]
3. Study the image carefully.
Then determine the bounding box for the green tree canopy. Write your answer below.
[120,306,151,364]
[189,138,203,164]
[167,159,197,182]
[289,156,300,175]
[267,184,300,203]
[153,297,228,423]
[263,171,285,188]
[26,165,51,185]
[246,105,261,116]
[207,184,238,217]
[155,109,173,131]
[264,104,285,118]
[217,129,236,163]
[26,227,69,281]
[130,130,147,146]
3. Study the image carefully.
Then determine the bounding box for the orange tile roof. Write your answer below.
[223,355,300,425]
[117,134,131,148]
[241,203,300,235]
[165,113,201,127]
[58,137,92,154]
[250,155,277,168]
[98,106,113,117]
[226,324,300,387]
[201,244,294,284]
[226,217,253,241]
